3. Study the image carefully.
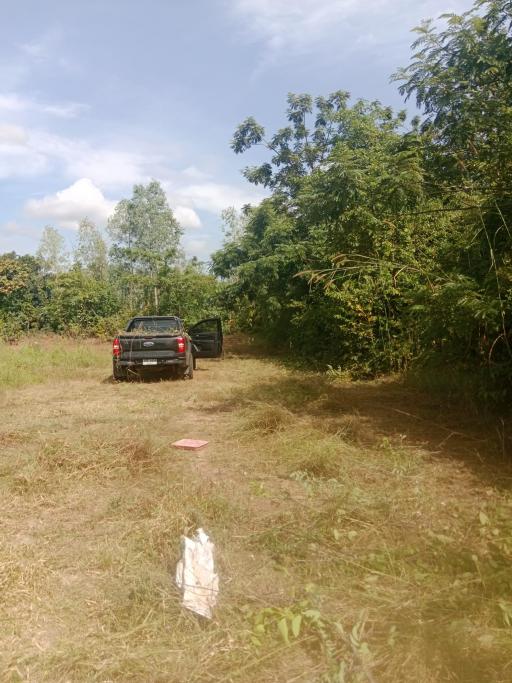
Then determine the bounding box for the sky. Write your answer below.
[0,0,473,262]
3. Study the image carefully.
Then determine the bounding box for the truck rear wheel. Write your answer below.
[178,365,194,380]
[113,361,125,381]
[178,352,194,379]
[186,349,194,379]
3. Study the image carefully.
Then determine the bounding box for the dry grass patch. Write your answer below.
[238,402,296,435]
[0,339,511,681]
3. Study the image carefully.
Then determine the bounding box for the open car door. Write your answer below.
[189,318,223,358]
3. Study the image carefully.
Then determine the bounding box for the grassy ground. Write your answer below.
[0,335,511,682]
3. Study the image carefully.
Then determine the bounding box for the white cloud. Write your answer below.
[171,181,265,214]
[0,93,27,112]
[64,146,148,188]
[0,126,150,189]
[0,123,28,145]
[16,30,78,74]
[40,102,87,118]
[181,165,212,181]
[0,92,86,118]
[182,235,218,262]
[0,29,76,92]
[0,125,48,178]
[24,178,116,229]
[168,180,266,260]
[18,30,62,64]
[232,0,363,46]
[2,220,41,241]
[174,206,202,229]
[230,0,472,64]
[0,116,262,241]
[0,120,257,216]
[19,39,50,62]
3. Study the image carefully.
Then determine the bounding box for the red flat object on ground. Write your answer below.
[172,439,209,450]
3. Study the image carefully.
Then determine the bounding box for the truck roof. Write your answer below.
[129,316,180,319]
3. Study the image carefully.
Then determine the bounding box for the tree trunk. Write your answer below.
[153,284,159,313]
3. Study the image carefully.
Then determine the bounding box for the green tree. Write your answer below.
[159,261,224,325]
[36,226,69,274]
[231,91,406,201]
[0,253,45,338]
[392,0,512,397]
[395,0,512,195]
[74,218,108,280]
[43,270,120,335]
[108,180,182,311]
[216,99,422,371]
[0,253,32,296]
[215,0,512,403]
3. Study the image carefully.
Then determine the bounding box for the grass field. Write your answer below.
[0,336,511,682]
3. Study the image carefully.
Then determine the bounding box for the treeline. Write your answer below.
[211,0,512,404]
[0,181,223,338]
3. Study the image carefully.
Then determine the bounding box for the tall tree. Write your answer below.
[215,0,512,402]
[231,91,407,202]
[394,0,512,385]
[36,226,69,275]
[74,218,108,280]
[395,0,512,195]
[215,99,424,370]
[108,180,182,311]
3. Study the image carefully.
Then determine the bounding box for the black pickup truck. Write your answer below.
[112,316,222,380]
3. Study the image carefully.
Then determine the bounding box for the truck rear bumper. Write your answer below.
[115,358,186,367]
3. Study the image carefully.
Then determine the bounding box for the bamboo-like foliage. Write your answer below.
[213,0,512,404]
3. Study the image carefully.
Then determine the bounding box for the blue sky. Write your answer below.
[0,0,472,261]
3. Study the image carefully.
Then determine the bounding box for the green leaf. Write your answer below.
[278,617,290,645]
[291,614,302,638]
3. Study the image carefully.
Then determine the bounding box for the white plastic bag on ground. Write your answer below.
[175,528,219,619]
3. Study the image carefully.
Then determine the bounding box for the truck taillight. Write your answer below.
[177,336,185,353]
[113,337,121,358]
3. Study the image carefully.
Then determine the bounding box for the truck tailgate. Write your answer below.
[119,335,182,360]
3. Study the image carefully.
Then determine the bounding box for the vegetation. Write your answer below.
[108,180,183,312]
[0,181,221,339]
[1,337,511,681]
[212,0,512,405]
[1,0,511,407]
